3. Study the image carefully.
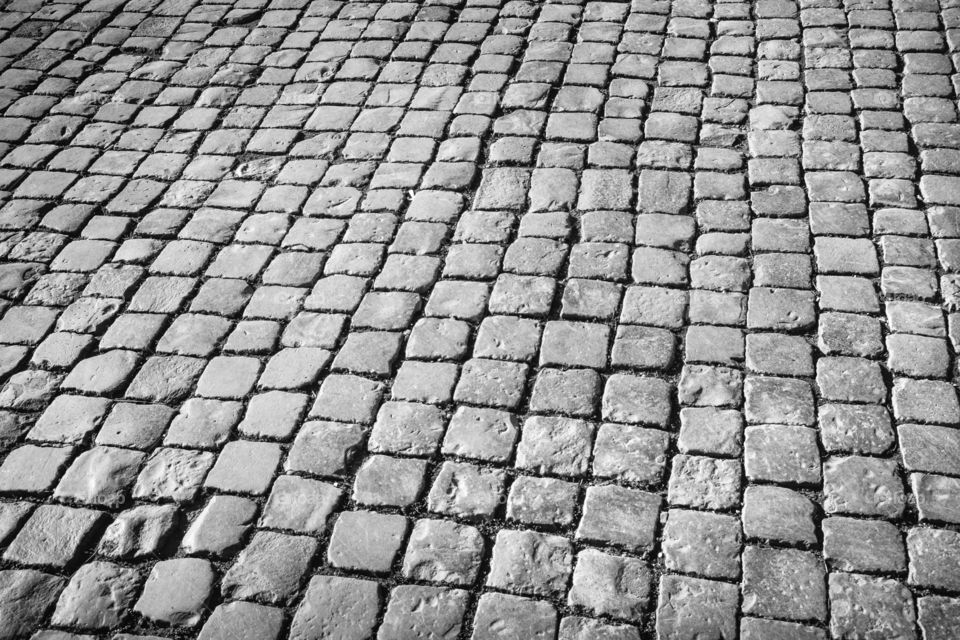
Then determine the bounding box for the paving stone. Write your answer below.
[743,485,816,545]
[918,595,960,640]
[4,505,106,569]
[507,476,579,527]
[197,601,284,640]
[471,593,557,640]
[53,446,145,507]
[378,585,468,640]
[829,573,916,640]
[428,461,505,518]
[289,575,380,640]
[823,516,907,574]
[656,575,738,640]
[328,511,407,574]
[487,529,573,597]
[50,561,140,630]
[97,504,177,560]
[260,475,342,534]
[592,423,670,485]
[132,447,215,503]
[577,485,661,553]
[516,416,595,477]
[741,547,827,623]
[0,570,66,639]
[221,531,317,604]
[568,548,651,622]
[662,509,742,579]
[668,454,741,510]
[134,558,214,627]
[907,527,960,591]
[744,425,820,485]
[823,455,906,518]
[180,495,256,557]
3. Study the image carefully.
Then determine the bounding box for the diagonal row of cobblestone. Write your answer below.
[0,0,959,638]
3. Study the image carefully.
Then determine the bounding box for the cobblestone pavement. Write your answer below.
[2,0,960,637]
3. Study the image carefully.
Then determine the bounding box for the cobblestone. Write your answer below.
[0,0,958,636]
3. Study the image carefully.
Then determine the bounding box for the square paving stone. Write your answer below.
[134,558,214,627]
[487,529,574,597]
[402,519,484,586]
[819,404,895,455]
[286,421,365,478]
[656,575,739,640]
[823,516,907,574]
[741,547,827,623]
[0,570,67,639]
[919,595,960,640]
[0,444,73,494]
[353,455,429,507]
[310,374,384,424]
[98,504,177,560]
[662,509,742,579]
[744,425,821,485]
[529,367,600,417]
[829,573,916,640]
[220,531,317,605]
[180,495,257,558]
[539,320,610,368]
[471,593,558,640]
[602,374,672,427]
[742,485,817,545]
[288,575,380,640]
[516,416,595,477]
[454,358,529,409]
[260,475,342,534]
[667,454,741,510]
[907,527,960,591]
[51,560,140,630]
[576,485,661,553]
[368,401,446,457]
[507,476,579,527]
[677,407,743,457]
[3,505,106,569]
[327,511,408,574]
[378,585,468,640]
[427,461,505,518]
[197,601,284,640]
[592,423,669,485]
[204,440,281,495]
[823,455,905,518]
[568,548,651,622]
[441,406,519,463]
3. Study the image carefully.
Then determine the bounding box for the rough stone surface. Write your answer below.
[0,1,954,636]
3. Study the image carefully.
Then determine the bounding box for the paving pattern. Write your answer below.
[1,0,960,637]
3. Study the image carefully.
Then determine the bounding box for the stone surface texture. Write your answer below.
[0,0,956,636]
